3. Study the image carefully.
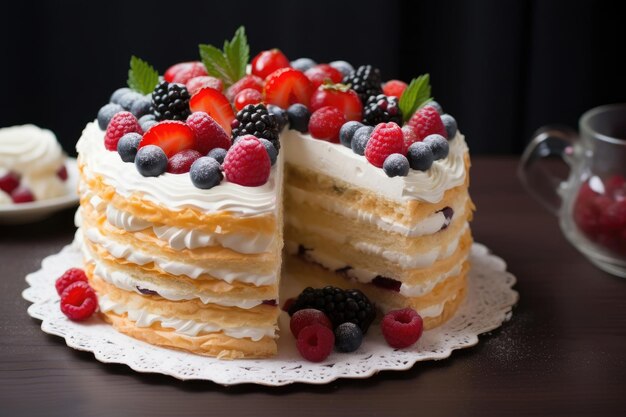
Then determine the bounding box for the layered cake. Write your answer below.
[74,28,473,358]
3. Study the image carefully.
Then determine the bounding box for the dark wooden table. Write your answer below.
[1,157,625,417]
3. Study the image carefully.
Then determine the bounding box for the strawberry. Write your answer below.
[234,88,263,111]
[308,106,346,143]
[309,84,363,121]
[226,75,264,101]
[139,121,196,158]
[251,49,290,79]
[264,68,314,109]
[186,76,223,95]
[304,64,343,89]
[365,122,404,168]
[407,106,448,140]
[164,61,200,83]
[172,62,208,84]
[222,135,271,186]
[189,87,236,135]
[383,80,408,98]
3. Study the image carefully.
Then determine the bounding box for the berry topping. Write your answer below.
[110,87,132,104]
[189,157,223,189]
[0,171,20,194]
[401,125,419,153]
[186,111,231,154]
[383,153,410,177]
[189,87,235,135]
[304,64,344,89]
[329,60,354,78]
[222,135,271,186]
[264,67,314,109]
[55,268,88,296]
[339,121,365,148]
[407,105,448,141]
[381,308,424,349]
[139,121,195,157]
[57,165,68,182]
[423,134,449,160]
[231,104,281,151]
[335,322,364,352]
[186,75,224,96]
[290,57,317,72]
[296,324,335,362]
[286,103,311,133]
[11,186,34,203]
[407,141,434,171]
[234,88,263,111]
[258,138,278,166]
[351,125,374,156]
[288,286,376,333]
[167,149,203,174]
[60,281,98,322]
[138,114,157,133]
[129,96,152,119]
[117,132,142,163]
[226,74,264,102]
[151,81,192,122]
[441,114,458,140]
[97,103,124,130]
[267,104,289,131]
[310,83,363,122]
[290,308,333,338]
[207,148,227,164]
[363,94,403,126]
[365,122,404,168]
[164,61,201,83]
[171,61,208,84]
[104,111,141,151]
[118,91,143,111]
[425,100,443,114]
[308,106,346,143]
[342,64,383,104]
[382,79,408,98]
[135,145,168,177]
[251,49,290,79]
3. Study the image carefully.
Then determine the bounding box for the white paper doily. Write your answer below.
[23,242,518,386]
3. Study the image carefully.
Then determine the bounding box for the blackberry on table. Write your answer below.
[151,81,191,121]
[363,94,403,126]
[288,286,376,333]
[231,103,281,151]
[342,64,383,104]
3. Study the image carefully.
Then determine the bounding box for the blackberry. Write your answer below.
[288,286,376,333]
[363,94,403,126]
[151,81,191,121]
[231,103,281,151]
[342,64,382,104]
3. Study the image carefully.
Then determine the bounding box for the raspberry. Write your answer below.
[104,111,141,151]
[167,149,203,174]
[171,62,208,84]
[222,135,271,186]
[401,125,419,153]
[308,106,346,143]
[186,76,223,96]
[407,106,447,141]
[56,165,68,181]
[55,267,88,295]
[382,79,408,98]
[296,324,335,362]
[11,186,35,203]
[60,281,98,321]
[234,88,263,111]
[364,122,404,168]
[290,308,333,338]
[186,112,231,154]
[381,308,423,349]
[0,171,20,194]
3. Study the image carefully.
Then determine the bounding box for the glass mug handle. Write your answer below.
[518,126,579,215]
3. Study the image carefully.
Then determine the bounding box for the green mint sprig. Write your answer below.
[399,74,432,122]
[127,56,159,95]
[199,26,249,88]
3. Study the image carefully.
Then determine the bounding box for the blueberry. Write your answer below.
[383,153,410,177]
[97,103,123,130]
[351,126,374,156]
[423,134,449,160]
[441,114,458,140]
[138,114,156,132]
[258,138,278,166]
[117,132,142,163]
[190,157,223,189]
[335,322,363,352]
[118,91,143,110]
[407,142,434,171]
[135,145,168,177]
[290,57,317,72]
[110,87,132,104]
[207,148,227,164]
[286,104,311,133]
[267,104,289,131]
[339,121,364,148]
[130,96,152,118]
[425,100,443,114]
[329,60,354,78]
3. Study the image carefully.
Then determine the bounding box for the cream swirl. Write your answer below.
[0,125,64,176]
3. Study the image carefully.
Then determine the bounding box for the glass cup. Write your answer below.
[519,104,626,277]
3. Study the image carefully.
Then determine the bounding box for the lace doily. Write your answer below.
[23,242,518,386]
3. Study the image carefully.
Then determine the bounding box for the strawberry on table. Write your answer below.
[189,87,236,135]
[309,83,363,121]
[139,121,196,157]
[264,68,314,109]
[251,49,290,79]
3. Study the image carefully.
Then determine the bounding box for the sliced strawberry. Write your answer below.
[304,64,343,89]
[264,68,314,109]
[139,121,196,158]
[186,75,223,95]
[309,84,363,121]
[189,87,236,134]
[164,61,199,83]
[172,62,208,84]
[251,49,290,79]
[226,75,264,101]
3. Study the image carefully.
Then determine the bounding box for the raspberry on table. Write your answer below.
[381,308,424,349]
[290,308,333,338]
[222,135,271,186]
[55,267,88,295]
[60,281,98,321]
[365,122,404,168]
[308,106,346,143]
[104,111,141,151]
[296,324,335,362]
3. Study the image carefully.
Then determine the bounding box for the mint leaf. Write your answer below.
[399,74,432,122]
[199,26,249,87]
[127,56,159,95]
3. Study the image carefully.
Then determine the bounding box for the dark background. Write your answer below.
[1,0,625,155]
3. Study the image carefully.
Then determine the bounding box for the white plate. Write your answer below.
[0,158,79,224]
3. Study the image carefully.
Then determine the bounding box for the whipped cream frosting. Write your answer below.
[282,129,468,204]
[76,122,281,216]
